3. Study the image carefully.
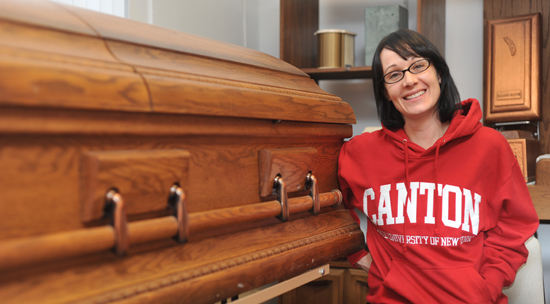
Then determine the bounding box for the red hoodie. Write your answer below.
[338,99,539,304]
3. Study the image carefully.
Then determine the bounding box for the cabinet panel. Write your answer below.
[280,264,370,304]
[280,268,344,304]
[280,0,319,69]
[345,268,369,304]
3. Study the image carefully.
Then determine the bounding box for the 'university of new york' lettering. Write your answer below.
[363,182,481,235]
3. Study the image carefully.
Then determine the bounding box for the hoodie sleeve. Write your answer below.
[338,141,369,267]
[480,162,539,302]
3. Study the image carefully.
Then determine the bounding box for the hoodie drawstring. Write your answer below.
[402,138,445,251]
[403,139,410,252]
[434,140,445,235]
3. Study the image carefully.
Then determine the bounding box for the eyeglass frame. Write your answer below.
[381,58,432,84]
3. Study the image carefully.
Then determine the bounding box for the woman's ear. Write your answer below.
[438,74,442,84]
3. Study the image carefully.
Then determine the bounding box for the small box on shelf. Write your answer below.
[365,5,408,65]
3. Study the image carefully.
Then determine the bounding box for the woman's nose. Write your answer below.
[402,70,418,86]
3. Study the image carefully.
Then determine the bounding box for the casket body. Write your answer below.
[0,1,363,303]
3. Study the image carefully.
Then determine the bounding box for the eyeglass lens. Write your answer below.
[383,59,431,84]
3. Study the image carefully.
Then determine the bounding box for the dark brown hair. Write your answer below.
[372,29,461,130]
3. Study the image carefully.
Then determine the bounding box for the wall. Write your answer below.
[128,0,279,59]
[48,0,126,17]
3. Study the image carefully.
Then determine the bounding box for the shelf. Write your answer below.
[302,66,373,81]
[280,0,446,71]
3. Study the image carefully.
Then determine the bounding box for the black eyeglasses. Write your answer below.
[382,59,432,84]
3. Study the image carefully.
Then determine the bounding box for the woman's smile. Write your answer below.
[404,90,426,100]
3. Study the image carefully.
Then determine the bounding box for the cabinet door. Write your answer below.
[280,268,344,304]
[344,268,369,304]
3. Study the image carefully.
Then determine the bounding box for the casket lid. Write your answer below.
[0,0,356,124]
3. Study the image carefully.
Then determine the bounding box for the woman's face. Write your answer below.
[380,48,441,124]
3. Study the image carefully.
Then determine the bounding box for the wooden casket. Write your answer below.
[0,1,364,303]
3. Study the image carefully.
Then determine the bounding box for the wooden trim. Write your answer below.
[0,107,353,137]
[98,224,363,304]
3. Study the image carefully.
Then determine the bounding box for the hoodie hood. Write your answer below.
[382,98,483,156]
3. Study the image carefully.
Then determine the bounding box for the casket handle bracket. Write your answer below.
[330,189,343,208]
[104,189,129,256]
[274,175,289,222]
[306,172,320,215]
[169,184,189,243]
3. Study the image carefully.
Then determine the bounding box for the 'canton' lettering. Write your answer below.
[363,182,480,234]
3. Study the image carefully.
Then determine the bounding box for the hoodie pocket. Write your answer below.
[382,260,492,304]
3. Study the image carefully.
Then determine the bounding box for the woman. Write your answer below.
[338,29,539,303]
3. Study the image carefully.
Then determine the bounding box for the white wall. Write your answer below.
[48,0,126,17]
[127,0,279,58]
[445,0,484,104]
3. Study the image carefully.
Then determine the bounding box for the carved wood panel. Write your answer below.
[484,0,550,153]
[484,13,541,123]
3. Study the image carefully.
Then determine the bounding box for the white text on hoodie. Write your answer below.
[363,182,481,235]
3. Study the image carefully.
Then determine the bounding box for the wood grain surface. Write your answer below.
[81,149,190,222]
[417,0,446,56]
[259,147,318,196]
[0,1,361,303]
[280,0,319,69]
[0,211,363,304]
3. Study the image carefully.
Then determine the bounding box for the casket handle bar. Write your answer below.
[306,172,320,215]
[0,189,343,270]
[274,175,289,222]
[105,189,129,256]
[169,184,188,243]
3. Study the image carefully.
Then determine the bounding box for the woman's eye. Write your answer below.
[412,61,429,71]
[388,72,401,79]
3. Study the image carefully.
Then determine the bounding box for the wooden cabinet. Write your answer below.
[280,0,446,81]
[280,259,369,304]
